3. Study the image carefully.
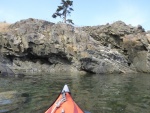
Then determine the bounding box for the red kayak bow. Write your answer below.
[45,84,84,113]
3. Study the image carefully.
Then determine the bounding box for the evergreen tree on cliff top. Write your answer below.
[52,0,74,24]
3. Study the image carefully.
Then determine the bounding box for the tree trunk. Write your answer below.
[64,10,67,23]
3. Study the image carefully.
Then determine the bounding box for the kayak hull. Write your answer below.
[45,85,84,113]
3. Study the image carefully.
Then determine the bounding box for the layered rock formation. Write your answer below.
[82,21,150,73]
[0,18,150,76]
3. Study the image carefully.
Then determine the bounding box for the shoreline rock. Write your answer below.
[0,18,150,75]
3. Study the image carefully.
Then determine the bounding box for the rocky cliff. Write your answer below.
[0,18,150,76]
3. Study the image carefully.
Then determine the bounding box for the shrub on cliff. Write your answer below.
[0,22,10,33]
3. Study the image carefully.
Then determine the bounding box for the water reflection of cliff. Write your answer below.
[71,74,150,113]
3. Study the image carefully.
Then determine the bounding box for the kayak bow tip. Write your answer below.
[62,84,70,93]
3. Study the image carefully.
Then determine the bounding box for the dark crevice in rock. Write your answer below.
[20,53,51,65]
[48,53,72,65]
[128,62,131,66]
[5,55,14,63]
[80,68,95,74]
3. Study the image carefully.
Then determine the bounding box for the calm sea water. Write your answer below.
[0,73,150,113]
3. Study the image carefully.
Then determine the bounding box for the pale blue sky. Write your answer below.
[0,0,150,31]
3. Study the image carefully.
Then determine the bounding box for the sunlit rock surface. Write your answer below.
[0,18,150,75]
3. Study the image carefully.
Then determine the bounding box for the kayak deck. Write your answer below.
[45,84,84,113]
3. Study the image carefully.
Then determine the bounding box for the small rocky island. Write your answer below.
[0,18,150,76]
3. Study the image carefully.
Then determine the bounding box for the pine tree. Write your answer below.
[52,0,74,24]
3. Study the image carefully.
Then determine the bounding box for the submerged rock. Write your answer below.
[0,91,28,113]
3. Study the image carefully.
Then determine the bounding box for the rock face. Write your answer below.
[82,21,150,73]
[0,18,150,75]
[0,53,15,77]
